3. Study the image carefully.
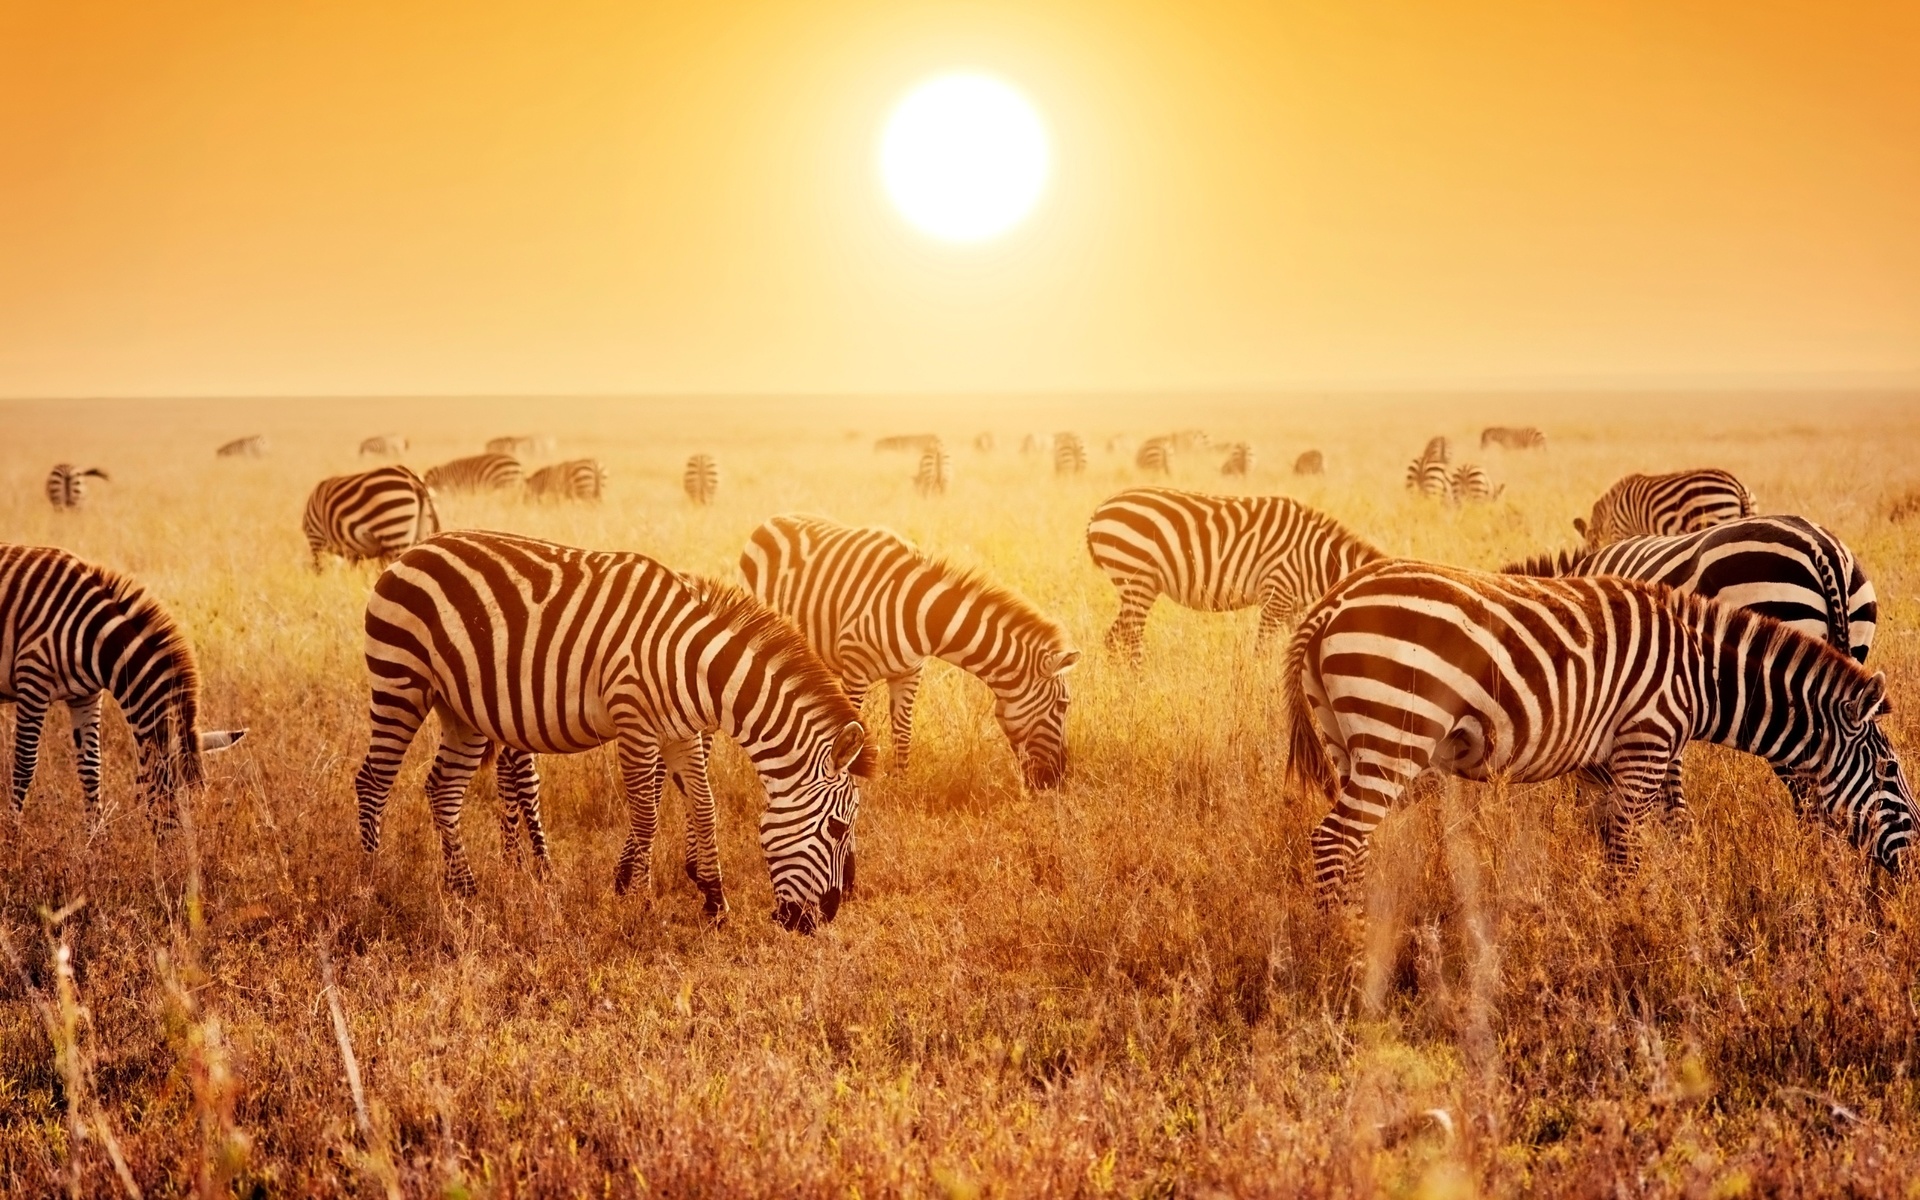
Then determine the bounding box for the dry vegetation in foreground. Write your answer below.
[2,393,1919,1197]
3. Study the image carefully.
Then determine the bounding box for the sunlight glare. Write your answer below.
[879,73,1050,243]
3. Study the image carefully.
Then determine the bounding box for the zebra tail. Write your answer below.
[1283,614,1336,800]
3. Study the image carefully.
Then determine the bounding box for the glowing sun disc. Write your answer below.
[879,73,1050,243]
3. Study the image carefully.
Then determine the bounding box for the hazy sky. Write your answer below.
[2,0,1916,397]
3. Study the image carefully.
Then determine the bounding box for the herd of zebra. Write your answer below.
[6,429,1910,933]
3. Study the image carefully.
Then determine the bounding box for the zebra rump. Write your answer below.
[684,454,719,504]
[1135,438,1173,474]
[304,465,441,567]
[1450,463,1501,502]
[528,458,607,501]
[1220,443,1254,476]
[44,465,109,510]
[1293,450,1325,476]
[915,444,952,495]
[1482,425,1546,450]
[1053,433,1087,476]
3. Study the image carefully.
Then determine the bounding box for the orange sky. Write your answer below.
[1,0,1916,397]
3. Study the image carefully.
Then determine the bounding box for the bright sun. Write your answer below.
[879,73,1050,243]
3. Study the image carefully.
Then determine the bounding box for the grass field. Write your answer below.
[2,393,1918,1196]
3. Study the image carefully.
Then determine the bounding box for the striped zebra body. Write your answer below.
[1407,459,1452,499]
[915,444,951,495]
[486,435,553,456]
[683,454,719,504]
[354,531,870,931]
[1449,463,1501,502]
[1220,443,1254,476]
[1136,438,1173,475]
[303,466,441,568]
[216,435,268,458]
[876,434,940,453]
[1293,450,1325,476]
[1086,487,1383,664]
[741,515,1079,789]
[424,453,523,493]
[1576,468,1755,548]
[1421,436,1451,464]
[45,465,108,510]
[528,458,607,501]
[1286,561,1912,903]
[359,434,408,457]
[1053,433,1087,476]
[1482,425,1546,450]
[1,545,245,818]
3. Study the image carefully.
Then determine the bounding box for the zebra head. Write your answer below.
[1806,672,1911,873]
[763,720,867,934]
[992,646,1081,790]
[135,721,247,819]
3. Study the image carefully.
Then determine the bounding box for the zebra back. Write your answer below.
[359,434,408,456]
[216,435,268,458]
[424,453,523,492]
[683,454,719,504]
[915,444,951,495]
[1292,449,1324,476]
[1053,433,1087,476]
[303,465,440,565]
[528,458,607,501]
[1220,442,1254,476]
[1577,468,1756,547]
[1135,438,1172,474]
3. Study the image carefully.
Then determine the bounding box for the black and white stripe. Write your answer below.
[1449,463,1501,502]
[45,465,108,510]
[741,515,1079,790]
[1481,426,1546,450]
[1286,561,1913,902]
[303,466,441,568]
[1293,450,1325,476]
[1053,433,1088,476]
[216,435,268,458]
[1086,487,1384,664]
[1,545,245,819]
[1220,442,1254,477]
[1135,438,1173,475]
[354,531,871,931]
[915,443,952,495]
[1575,468,1755,547]
[527,458,607,501]
[1407,459,1451,500]
[359,434,409,457]
[424,453,523,493]
[683,454,719,505]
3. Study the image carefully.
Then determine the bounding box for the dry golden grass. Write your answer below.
[2,393,1918,1196]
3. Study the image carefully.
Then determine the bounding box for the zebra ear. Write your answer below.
[197,729,247,753]
[1571,517,1587,538]
[829,721,865,774]
[1050,649,1082,677]
[1851,674,1890,726]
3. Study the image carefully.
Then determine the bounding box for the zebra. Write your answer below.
[1482,426,1546,450]
[1086,487,1383,665]
[973,433,996,453]
[1285,560,1913,904]
[1575,468,1755,548]
[1220,443,1254,477]
[1053,433,1087,476]
[1,544,247,820]
[740,515,1079,789]
[1449,463,1502,502]
[486,435,554,456]
[915,443,951,495]
[359,434,409,457]
[527,458,607,501]
[683,454,719,505]
[1406,459,1452,500]
[353,531,871,932]
[45,465,109,510]
[876,434,940,453]
[1021,433,1045,456]
[1136,438,1173,475]
[423,453,523,493]
[216,435,268,458]
[1293,450,1325,476]
[303,466,441,569]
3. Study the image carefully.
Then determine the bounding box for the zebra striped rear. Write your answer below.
[528,458,607,501]
[303,466,440,568]
[1407,459,1451,500]
[1293,450,1325,476]
[1220,443,1254,477]
[915,444,952,495]
[1053,432,1087,476]
[359,434,409,457]
[424,453,523,493]
[1482,425,1546,450]
[683,454,719,504]
[1576,468,1755,547]
[216,435,268,458]
[1135,438,1173,475]
[1449,463,1501,502]
[45,465,108,510]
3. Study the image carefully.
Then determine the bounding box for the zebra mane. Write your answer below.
[98,564,205,784]
[920,556,1073,655]
[682,575,878,776]
[1499,548,1587,577]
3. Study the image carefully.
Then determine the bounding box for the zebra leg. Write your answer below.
[612,733,665,897]
[1661,755,1692,830]
[353,682,431,853]
[423,714,491,896]
[66,694,104,811]
[1599,747,1677,874]
[1309,777,1399,909]
[666,734,728,922]
[1254,586,1298,651]
[886,667,924,768]
[9,691,51,813]
[1103,584,1155,666]
[495,746,548,874]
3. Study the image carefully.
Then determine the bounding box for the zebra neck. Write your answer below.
[1692,606,1829,770]
[914,575,1040,692]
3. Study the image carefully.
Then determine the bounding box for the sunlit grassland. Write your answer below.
[1,394,1918,1195]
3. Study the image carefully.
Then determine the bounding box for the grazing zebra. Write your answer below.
[1086,487,1383,665]
[683,454,719,505]
[485,435,554,456]
[1421,436,1451,463]
[216,435,268,458]
[527,458,607,501]
[303,466,441,569]
[359,434,408,457]
[1,545,246,819]
[915,443,952,495]
[354,531,871,931]
[1220,443,1254,477]
[1169,429,1211,452]
[1293,450,1325,476]
[973,432,995,452]
[740,515,1079,789]
[1053,432,1088,476]
[876,434,940,453]
[1286,561,1913,904]
[1136,438,1173,475]
[1406,459,1452,500]
[1481,425,1546,450]
[1575,468,1755,548]
[45,465,108,510]
[423,453,523,493]
[1449,463,1502,502]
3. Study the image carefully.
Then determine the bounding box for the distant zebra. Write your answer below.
[1293,450,1325,476]
[876,434,940,453]
[1286,561,1912,903]
[1169,430,1211,452]
[303,466,441,569]
[359,434,409,457]
[486,435,554,456]
[1136,438,1173,475]
[1220,443,1254,477]
[914,443,952,495]
[1086,487,1383,665]
[1021,433,1045,455]
[354,531,870,931]
[1406,458,1451,500]
[45,465,108,510]
[424,453,523,493]
[1421,436,1451,463]
[1,545,246,819]
[974,433,996,453]
[742,516,1079,789]
[1576,468,1756,548]
[216,435,268,458]
[1053,432,1088,476]
[1482,425,1546,450]
[527,458,607,502]
[683,454,719,505]
[1449,463,1502,502]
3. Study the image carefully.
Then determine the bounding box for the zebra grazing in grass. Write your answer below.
[915,443,951,495]
[45,465,109,510]
[1136,438,1173,475]
[1086,487,1383,665]
[1450,463,1502,502]
[424,453,522,493]
[683,454,719,505]
[355,531,870,931]
[1286,561,1913,904]
[1406,459,1451,500]
[1293,450,1325,476]
[1576,468,1755,548]
[876,434,940,453]
[486,435,549,456]
[1220,443,1254,477]
[303,466,440,569]
[528,458,607,502]
[1482,425,1546,450]
[216,435,267,458]
[1,545,246,820]
[1053,432,1087,476]
[360,434,409,457]
[741,515,1079,789]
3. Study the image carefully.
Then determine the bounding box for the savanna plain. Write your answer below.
[2,394,1919,1198]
